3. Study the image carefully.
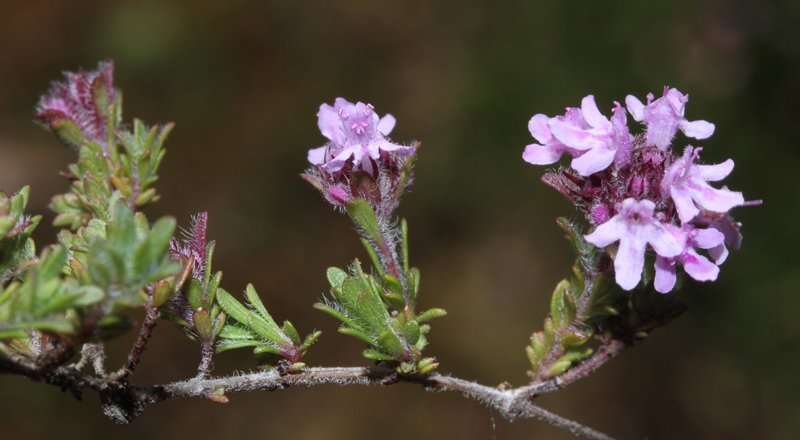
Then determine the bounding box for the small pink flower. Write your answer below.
[522,107,587,165]
[523,96,631,176]
[653,224,726,293]
[625,87,715,150]
[661,146,744,224]
[585,198,682,290]
[308,98,415,175]
[694,213,746,265]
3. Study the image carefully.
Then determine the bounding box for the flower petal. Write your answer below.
[689,182,745,213]
[692,227,725,249]
[322,146,356,172]
[614,232,647,290]
[696,159,734,182]
[307,146,327,165]
[670,185,700,224]
[528,114,553,144]
[683,249,719,282]
[625,95,645,121]
[646,223,683,258]
[580,95,611,130]
[570,144,615,176]
[680,119,715,139]
[523,143,563,165]
[373,139,415,156]
[584,216,625,248]
[317,103,344,144]
[377,114,396,135]
[549,118,603,151]
[708,243,729,265]
[654,257,677,294]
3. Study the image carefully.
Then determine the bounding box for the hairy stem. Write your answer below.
[517,338,626,400]
[374,224,410,307]
[0,355,615,439]
[116,300,159,381]
[196,340,214,378]
[534,261,600,382]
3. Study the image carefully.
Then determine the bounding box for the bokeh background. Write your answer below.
[1,0,798,438]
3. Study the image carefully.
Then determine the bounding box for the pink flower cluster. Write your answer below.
[304,98,418,215]
[524,87,756,292]
[308,98,416,176]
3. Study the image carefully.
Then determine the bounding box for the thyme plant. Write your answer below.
[0,62,758,439]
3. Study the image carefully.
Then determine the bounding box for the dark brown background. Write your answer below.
[0,0,798,438]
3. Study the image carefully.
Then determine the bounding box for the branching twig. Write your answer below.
[517,338,626,400]
[0,352,617,439]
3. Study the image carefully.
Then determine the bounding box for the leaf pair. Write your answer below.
[217,284,319,367]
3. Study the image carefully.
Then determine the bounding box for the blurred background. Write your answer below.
[0,0,798,438]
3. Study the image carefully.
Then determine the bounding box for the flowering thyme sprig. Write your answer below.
[524,87,758,293]
[304,98,444,373]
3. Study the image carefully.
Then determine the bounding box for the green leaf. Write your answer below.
[186,279,204,310]
[216,288,287,346]
[550,279,576,328]
[376,328,405,355]
[416,308,447,323]
[362,348,395,361]
[206,270,222,306]
[49,118,86,150]
[545,348,593,377]
[282,320,301,345]
[203,241,216,291]
[151,280,174,308]
[135,188,157,206]
[38,245,68,281]
[253,343,283,355]
[313,302,360,330]
[193,308,213,341]
[359,237,384,277]
[336,271,390,336]
[400,318,420,346]
[218,324,257,340]
[407,267,421,300]
[338,327,375,345]
[216,339,262,353]
[245,284,278,329]
[215,288,250,327]
[345,199,383,246]
[145,217,176,264]
[300,330,322,352]
[326,267,348,291]
[561,329,593,349]
[0,216,15,237]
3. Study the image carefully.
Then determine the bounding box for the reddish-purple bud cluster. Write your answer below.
[35,61,117,151]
